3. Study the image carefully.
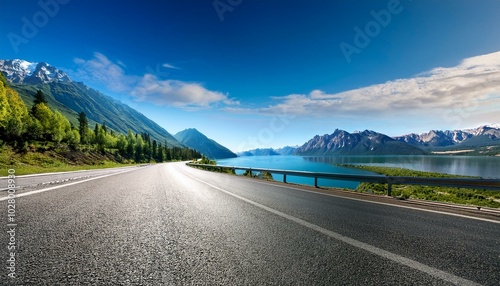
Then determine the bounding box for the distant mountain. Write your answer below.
[295,129,427,156]
[0,59,182,147]
[275,145,298,155]
[394,125,500,149]
[237,146,298,156]
[237,148,280,156]
[174,128,237,159]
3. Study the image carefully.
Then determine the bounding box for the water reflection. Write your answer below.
[303,155,500,179]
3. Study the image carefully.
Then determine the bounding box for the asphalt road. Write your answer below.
[0,165,143,193]
[1,162,499,285]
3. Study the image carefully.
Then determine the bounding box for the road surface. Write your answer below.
[1,162,499,285]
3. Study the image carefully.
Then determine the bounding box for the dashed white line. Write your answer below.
[0,169,135,201]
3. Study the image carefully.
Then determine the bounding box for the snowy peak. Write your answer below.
[0,59,71,84]
[295,129,426,155]
[0,59,37,83]
[394,125,500,148]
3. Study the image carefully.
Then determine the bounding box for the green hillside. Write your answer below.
[175,128,237,159]
[11,81,182,147]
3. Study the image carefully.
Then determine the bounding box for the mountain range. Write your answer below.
[237,146,298,156]
[294,129,427,156]
[2,59,499,159]
[394,125,500,150]
[0,59,243,158]
[237,126,500,156]
[0,59,186,147]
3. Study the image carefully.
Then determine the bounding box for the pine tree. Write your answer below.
[94,123,99,139]
[152,140,158,161]
[134,134,144,162]
[78,111,89,143]
[31,90,48,115]
[34,90,48,105]
[126,129,135,158]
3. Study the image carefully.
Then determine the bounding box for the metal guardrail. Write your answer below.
[186,163,500,196]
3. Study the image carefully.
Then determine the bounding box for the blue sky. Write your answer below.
[1,0,500,152]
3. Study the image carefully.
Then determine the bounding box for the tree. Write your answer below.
[152,140,158,160]
[0,83,29,142]
[94,124,106,152]
[78,111,89,144]
[34,89,48,104]
[116,134,127,155]
[126,129,135,158]
[157,142,165,162]
[134,134,144,162]
[31,90,48,115]
[65,129,80,147]
[94,123,99,139]
[86,127,95,145]
[50,110,70,143]
[26,117,44,141]
[0,79,9,128]
[32,103,53,140]
[102,121,107,135]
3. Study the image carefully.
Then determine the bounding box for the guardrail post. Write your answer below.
[283,174,287,183]
[387,183,392,196]
[314,176,318,188]
[249,168,252,177]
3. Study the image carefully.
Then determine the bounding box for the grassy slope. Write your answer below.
[11,82,182,147]
[345,165,500,208]
[0,145,135,176]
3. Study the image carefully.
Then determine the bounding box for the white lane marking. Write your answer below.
[0,169,135,201]
[0,165,139,179]
[180,168,482,286]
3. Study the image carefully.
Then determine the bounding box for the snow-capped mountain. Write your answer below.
[394,125,500,148]
[0,59,71,84]
[295,129,426,155]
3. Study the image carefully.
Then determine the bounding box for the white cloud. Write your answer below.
[131,74,235,108]
[73,53,235,108]
[162,63,180,69]
[252,51,500,123]
[74,53,133,92]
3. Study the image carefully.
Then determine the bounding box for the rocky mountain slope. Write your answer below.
[174,128,237,159]
[0,59,182,147]
[395,125,500,149]
[295,129,427,156]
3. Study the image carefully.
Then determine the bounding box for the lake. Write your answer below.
[216,155,500,189]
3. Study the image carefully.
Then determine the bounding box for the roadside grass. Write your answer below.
[344,165,500,208]
[0,145,135,176]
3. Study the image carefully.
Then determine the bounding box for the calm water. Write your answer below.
[303,155,500,179]
[217,156,377,189]
[217,155,500,189]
